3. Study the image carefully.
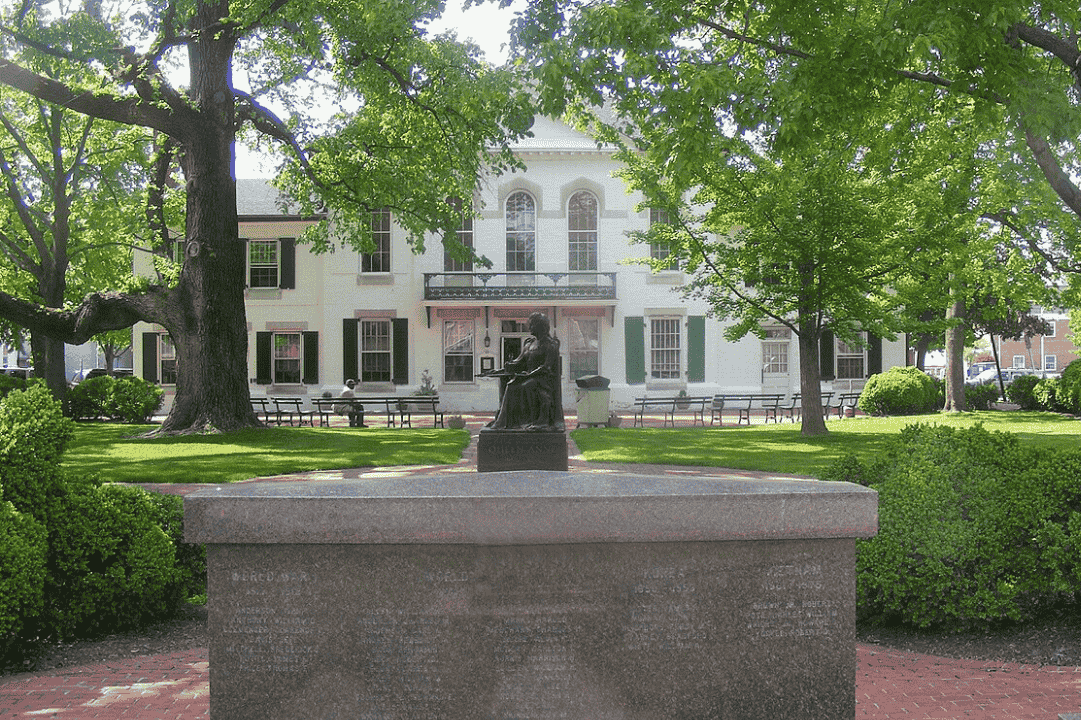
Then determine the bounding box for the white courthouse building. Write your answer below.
[133,116,906,415]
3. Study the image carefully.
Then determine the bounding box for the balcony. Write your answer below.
[424,272,617,302]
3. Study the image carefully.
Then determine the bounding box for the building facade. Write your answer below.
[134,117,907,414]
[996,306,1078,376]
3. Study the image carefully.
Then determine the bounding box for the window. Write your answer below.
[568,191,597,273]
[1013,355,1026,368]
[443,321,474,383]
[1046,355,1058,372]
[836,335,865,379]
[159,335,177,385]
[362,209,391,273]
[763,328,791,374]
[649,208,677,270]
[444,199,474,273]
[506,191,536,273]
[650,318,681,379]
[360,320,391,382]
[272,333,302,384]
[1048,320,1057,338]
[249,240,279,287]
[569,318,599,380]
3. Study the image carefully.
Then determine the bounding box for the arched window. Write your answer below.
[505,191,536,273]
[568,191,597,272]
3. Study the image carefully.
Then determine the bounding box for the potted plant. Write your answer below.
[607,411,622,428]
[676,389,690,409]
[447,415,466,429]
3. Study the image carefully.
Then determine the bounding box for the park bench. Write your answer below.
[271,397,316,427]
[784,392,835,422]
[632,395,712,427]
[830,392,863,419]
[396,397,445,428]
[250,397,273,424]
[713,394,785,425]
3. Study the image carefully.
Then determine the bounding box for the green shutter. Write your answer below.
[256,332,272,384]
[867,333,882,376]
[302,331,319,384]
[342,319,358,382]
[688,315,705,382]
[819,330,835,381]
[392,318,409,385]
[142,333,158,383]
[625,316,645,385]
[279,238,296,289]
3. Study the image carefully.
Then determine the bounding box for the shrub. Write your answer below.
[43,480,181,639]
[0,374,29,399]
[832,423,1081,630]
[1035,377,1062,412]
[1056,359,1081,414]
[66,375,163,423]
[1005,374,1042,410]
[0,384,74,521]
[964,382,1000,410]
[0,499,46,645]
[145,492,206,602]
[858,367,940,415]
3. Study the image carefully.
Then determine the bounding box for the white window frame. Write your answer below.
[568,190,598,273]
[1045,355,1058,372]
[442,321,474,383]
[248,239,279,288]
[650,317,682,380]
[444,199,474,273]
[506,191,536,273]
[159,334,177,385]
[763,328,791,375]
[272,332,302,385]
[1047,320,1057,338]
[360,320,392,383]
[568,317,600,380]
[1012,355,1026,368]
[361,209,391,273]
[836,334,866,380]
[649,208,677,270]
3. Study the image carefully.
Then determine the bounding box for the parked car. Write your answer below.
[0,367,32,379]
[70,367,133,384]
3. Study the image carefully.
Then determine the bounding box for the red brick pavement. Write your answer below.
[2,412,1079,719]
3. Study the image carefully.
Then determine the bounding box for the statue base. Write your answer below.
[477,429,569,473]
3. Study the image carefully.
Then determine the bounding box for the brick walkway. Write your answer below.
[2,413,1079,719]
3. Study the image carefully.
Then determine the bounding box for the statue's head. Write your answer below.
[528,312,550,337]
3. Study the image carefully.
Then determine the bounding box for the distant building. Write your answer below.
[133,116,908,414]
[996,307,1078,375]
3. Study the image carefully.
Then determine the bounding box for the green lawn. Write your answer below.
[62,424,471,484]
[570,411,1081,477]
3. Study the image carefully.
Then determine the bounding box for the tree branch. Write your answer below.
[0,288,157,345]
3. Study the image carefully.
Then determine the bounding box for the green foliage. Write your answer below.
[66,375,164,423]
[0,384,74,520]
[0,500,46,645]
[1056,359,1081,415]
[1005,374,1042,410]
[965,382,1001,410]
[837,424,1081,630]
[0,374,29,398]
[43,479,181,639]
[1035,377,1062,412]
[858,367,940,415]
[144,492,206,602]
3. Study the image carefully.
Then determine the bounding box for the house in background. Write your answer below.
[133,116,907,415]
[996,306,1078,376]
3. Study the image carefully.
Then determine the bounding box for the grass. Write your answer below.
[570,411,1081,477]
[61,424,471,484]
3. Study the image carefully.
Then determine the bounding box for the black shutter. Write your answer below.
[302,331,319,384]
[256,332,272,384]
[342,319,358,383]
[279,238,296,289]
[819,330,835,381]
[392,318,409,385]
[142,333,158,383]
[867,333,882,376]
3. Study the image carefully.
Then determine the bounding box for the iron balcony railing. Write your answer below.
[424,272,617,301]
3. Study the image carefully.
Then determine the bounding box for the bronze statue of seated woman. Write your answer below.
[481,312,565,432]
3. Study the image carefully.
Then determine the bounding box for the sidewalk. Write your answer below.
[3,415,1079,720]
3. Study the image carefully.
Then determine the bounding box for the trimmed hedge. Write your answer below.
[859,367,940,415]
[0,384,73,522]
[1005,374,1041,410]
[66,375,163,423]
[0,499,46,646]
[822,424,1081,630]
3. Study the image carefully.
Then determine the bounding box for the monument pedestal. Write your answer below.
[185,471,877,720]
[476,428,569,472]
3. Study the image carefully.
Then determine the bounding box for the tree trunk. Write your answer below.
[153,0,259,434]
[943,290,966,412]
[797,327,828,435]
